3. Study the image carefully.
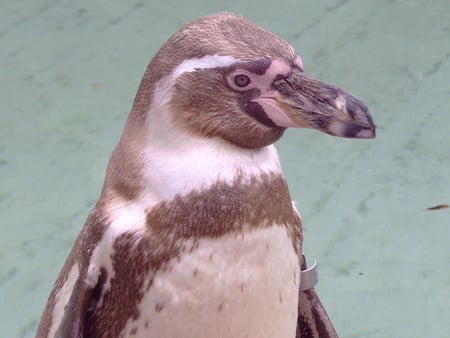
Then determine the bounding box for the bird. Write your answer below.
[36,12,375,338]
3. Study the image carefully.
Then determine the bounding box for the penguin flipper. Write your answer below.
[55,269,94,338]
[36,257,95,338]
[296,257,339,338]
[36,209,112,338]
[296,287,339,338]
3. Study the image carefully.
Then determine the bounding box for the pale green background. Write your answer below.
[1,1,449,337]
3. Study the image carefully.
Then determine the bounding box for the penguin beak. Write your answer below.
[267,68,376,138]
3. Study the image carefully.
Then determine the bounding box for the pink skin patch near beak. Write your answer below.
[255,97,299,127]
[226,55,307,129]
[252,58,302,128]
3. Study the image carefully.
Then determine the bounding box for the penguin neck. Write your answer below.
[103,132,283,208]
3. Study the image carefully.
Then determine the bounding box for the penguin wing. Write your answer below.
[34,246,96,338]
[296,288,339,338]
[36,210,106,338]
[296,257,339,338]
[35,251,95,338]
[55,268,94,338]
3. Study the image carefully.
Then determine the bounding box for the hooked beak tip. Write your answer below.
[327,119,376,139]
[330,92,376,139]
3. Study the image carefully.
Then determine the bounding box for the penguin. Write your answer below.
[36,13,375,338]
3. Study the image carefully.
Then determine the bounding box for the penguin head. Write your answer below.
[127,13,375,149]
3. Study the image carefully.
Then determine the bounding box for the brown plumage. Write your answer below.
[36,13,375,338]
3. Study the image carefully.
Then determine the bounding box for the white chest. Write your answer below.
[120,225,300,338]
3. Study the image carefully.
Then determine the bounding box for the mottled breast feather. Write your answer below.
[83,173,301,337]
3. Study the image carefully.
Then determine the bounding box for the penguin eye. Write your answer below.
[234,74,251,88]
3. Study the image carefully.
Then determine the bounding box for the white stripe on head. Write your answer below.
[146,54,239,131]
[137,53,284,205]
[172,55,238,78]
